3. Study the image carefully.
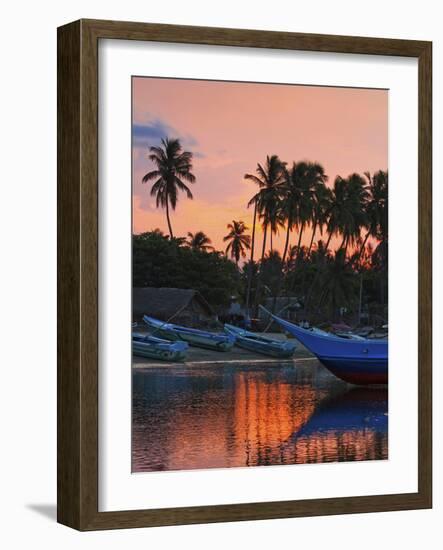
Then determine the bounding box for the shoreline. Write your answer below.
[132,336,314,369]
[132,357,316,369]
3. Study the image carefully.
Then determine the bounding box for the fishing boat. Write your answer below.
[260,307,388,385]
[132,332,189,361]
[224,323,297,358]
[142,315,236,351]
[334,332,366,340]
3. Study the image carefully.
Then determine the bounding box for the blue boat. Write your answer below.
[260,307,388,385]
[143,315,236,351]
[132,332,189,361]
[224,323,297,358]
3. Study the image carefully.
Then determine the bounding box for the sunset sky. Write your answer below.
[132,77,388,255]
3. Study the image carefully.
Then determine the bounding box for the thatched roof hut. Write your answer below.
[133,287,215,326]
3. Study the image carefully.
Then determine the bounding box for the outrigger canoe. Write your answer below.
[260,307,388,385]
[132,332,188,361]
[143,315,236,351]
[224,323,297,358]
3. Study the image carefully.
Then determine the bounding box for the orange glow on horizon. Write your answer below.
[132,77,388,258]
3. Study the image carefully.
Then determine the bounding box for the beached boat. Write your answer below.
[260,307,388,385]
[334,332,366,340]
[132,332,188,361]
[142,315,236,351]
[224,323,297,358]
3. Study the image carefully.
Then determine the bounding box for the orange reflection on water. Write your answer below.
[132,364,388,472]
[232,373,317,467]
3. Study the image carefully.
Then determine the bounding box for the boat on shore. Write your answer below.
[133,332,189,361]
[260,307,388,385]
[143,315,236,351]
[224,323,297,358]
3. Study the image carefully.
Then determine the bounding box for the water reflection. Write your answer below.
[132,361,388,472]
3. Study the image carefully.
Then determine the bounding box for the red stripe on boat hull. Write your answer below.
[320,357,388,385]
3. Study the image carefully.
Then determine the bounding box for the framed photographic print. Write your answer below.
[57,19,432,530]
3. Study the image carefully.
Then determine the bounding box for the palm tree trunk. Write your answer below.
[165,197,174,239]
[253,223,268,316]
[250,203,257,263]
[300,220,317,303]
[245,203,257,314]
[317,285,329,310]
[305,249,328,312]
[307,220,317,256]
[325,231,333,251]
[274,219,292,315]
[270,231,273,252]
[358,230,370,259]
[281,222,291,265]
[296,223,305,258]
[260,223,268,262]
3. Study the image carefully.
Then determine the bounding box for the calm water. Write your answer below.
[132,361,388,472]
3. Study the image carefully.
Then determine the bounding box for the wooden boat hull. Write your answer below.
[263,309,388,385]
[132,333,188,362]
[320,357,388,385]
[143,315,235,351]
[175,332,234,351]
[224,324,296,358]
[132,341,187,361]
[233,337,296,358]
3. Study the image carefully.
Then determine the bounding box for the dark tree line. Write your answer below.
[137,138,388,323]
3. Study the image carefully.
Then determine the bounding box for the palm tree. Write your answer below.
[186,231,214,252]
[268,200,285,251]
[280,163,302,265]
[261,250,284,304]
[308,180,332,256]
[281,161,327,263]
[310,239,332,266]
[358,170,388,258]
[244,155,285,313]
[304,239,332,311]
[339,173,369,255]
[325,173,368,256]
[244,195,258,314]
[318,249,357,319]
[246,195,259,266]
[170,236,187,247]
[245,155,286,263]
[223,221,251,265]
[324,177,345,251]
[287,244,299,266]
[142,137,196,238]
[296,162,328,258]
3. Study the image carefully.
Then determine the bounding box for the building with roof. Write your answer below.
[132,287,216,326]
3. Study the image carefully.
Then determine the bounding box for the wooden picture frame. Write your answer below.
[57,19,432,530]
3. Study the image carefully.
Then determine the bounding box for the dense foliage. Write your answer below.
[136,139,388,325]
[133,231,239,308]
